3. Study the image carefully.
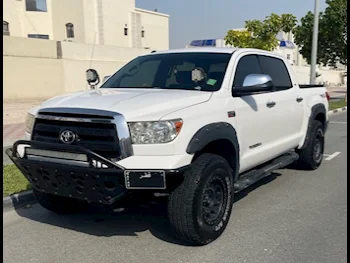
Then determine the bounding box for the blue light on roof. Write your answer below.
[279,40,295,48]
[190,39,216,47]
[190,40,204,46]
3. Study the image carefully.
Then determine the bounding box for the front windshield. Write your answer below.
[101,52,231,92]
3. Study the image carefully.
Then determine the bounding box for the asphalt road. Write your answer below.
[4,112,347,263]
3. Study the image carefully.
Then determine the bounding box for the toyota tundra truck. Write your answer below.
[6,48,329,245]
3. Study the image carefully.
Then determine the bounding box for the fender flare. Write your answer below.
[300,103,327,149]
[186,122,240,180]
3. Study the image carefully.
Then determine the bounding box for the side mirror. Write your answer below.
[86,69,100,88]
[234,74,274,94]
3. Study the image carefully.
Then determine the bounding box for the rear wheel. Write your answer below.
[167,153,234,245]
[34,189,87,214]
[296,120,325,170]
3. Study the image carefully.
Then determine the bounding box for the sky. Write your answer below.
[136,0,328,49]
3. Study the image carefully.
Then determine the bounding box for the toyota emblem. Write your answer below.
[59,130,76,144]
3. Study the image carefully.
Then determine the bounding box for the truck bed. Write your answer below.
[299,84,324,89]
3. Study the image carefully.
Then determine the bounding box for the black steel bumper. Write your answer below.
[6,140,188,205]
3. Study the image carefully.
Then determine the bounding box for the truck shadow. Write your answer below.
[13,172,281,246]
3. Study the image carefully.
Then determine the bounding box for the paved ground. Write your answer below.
[3,112,347,263]
[3,99,45,163]
[327,86,347,101]
[3,99,46,126]
[3,123,25,148]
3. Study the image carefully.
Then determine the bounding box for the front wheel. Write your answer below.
[296,120,325,170]
[167,153,234,245]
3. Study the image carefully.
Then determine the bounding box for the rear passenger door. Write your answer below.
[257,55,304,153]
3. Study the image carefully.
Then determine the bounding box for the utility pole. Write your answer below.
[310,0,319,84]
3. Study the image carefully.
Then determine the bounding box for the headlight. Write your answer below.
[128,119,183,144]
[25,113,35,133]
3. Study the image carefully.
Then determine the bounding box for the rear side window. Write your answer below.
[233,55,262,87]
[258,55,292,90]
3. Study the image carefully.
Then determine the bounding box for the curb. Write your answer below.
[328,106,347,115]
[3,190,36,211]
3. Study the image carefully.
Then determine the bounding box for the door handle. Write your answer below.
[266,101,276,108]
[296,97,303,103]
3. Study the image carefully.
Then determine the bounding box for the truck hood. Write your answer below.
[39,88,212,121]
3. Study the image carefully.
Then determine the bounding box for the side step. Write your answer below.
[234,152,299,193]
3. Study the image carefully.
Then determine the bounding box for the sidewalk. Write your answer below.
[3,99,46,147]
[3,99,46,126]
[326,86,347,100]
[3,123,25,147]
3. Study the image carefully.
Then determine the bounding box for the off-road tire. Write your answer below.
[34,189,87,214]
[168,153,234,245]
[296,120,325,170]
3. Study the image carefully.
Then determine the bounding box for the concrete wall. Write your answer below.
[3,35,58,58]
[291,65,345,85]
[3,36,64,100]
[3,36,151,100]
[60,41,149,93]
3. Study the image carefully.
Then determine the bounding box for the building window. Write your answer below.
[66,23,74,38]
[124,24,128,36]
[26,0,47,12]
[3,21,9,36]
[28,34,49,39]
[141,29,145,38]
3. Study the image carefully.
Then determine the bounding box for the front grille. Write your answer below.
[32,118,120,159]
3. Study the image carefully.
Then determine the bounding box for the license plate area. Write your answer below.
[124,170,166,189]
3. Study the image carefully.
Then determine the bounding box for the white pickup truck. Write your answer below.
[7,48,329,245]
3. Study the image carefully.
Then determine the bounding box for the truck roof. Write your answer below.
[146,47,282,57]
[147,47,238,55]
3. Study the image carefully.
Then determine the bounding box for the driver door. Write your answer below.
[229,54,279,173]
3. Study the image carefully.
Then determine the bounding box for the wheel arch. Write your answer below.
[300,103,327,150]
[186,122,240,181]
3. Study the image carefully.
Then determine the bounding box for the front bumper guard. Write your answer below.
[6,140,128,205]
[6,140,188,205]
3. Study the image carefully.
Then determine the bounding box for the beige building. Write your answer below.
[3,0,170,100]
[3,0,169,50]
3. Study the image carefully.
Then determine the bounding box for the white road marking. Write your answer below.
[329,121,347,124]
[325,152,341,161]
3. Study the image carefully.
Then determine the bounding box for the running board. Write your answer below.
[234,152,299,193]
